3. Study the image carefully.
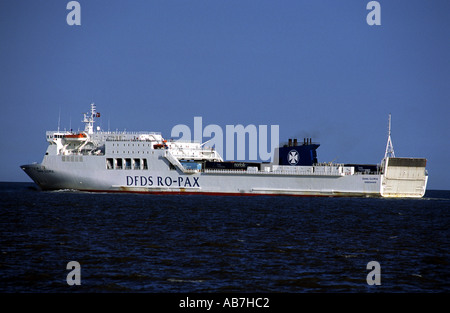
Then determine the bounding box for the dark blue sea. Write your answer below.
[1,182,449,294]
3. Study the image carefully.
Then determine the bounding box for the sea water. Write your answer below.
[0,182,449,293]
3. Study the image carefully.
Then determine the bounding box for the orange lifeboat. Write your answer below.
[153,141,168,149]
[64,133,87,140]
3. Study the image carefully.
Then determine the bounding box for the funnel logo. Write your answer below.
[288,150,299,165]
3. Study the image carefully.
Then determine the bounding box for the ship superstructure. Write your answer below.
[22,104,428,198]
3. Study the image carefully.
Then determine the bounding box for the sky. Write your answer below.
[0,0,449,190]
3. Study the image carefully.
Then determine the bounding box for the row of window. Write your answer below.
[110,150,153,154]
[62,155,83,162]
[109,143,157,155]
[106,158,148,170]
[110,143,153,147]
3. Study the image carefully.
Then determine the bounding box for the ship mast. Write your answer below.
[83,103,97,134]
[384,113,395,159]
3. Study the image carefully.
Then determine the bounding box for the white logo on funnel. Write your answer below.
[288,150,299,165]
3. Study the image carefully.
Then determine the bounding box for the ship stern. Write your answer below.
[380,157,428,198]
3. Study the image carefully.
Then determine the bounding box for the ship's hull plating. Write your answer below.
[21,154,427,198]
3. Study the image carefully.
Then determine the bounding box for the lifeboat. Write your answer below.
[153,141,168,149]
[153,143,165,149]
[64,133,88,141]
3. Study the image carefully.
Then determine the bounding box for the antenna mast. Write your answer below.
[57,107,61,132]
[83,103,97,134]
[384,113,395,159]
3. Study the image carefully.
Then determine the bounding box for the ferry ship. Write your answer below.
[21,104,428,198]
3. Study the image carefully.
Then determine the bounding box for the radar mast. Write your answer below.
[83,103,99,134]
[384,113,395,159]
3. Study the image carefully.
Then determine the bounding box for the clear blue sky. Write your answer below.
[0,0,449,189]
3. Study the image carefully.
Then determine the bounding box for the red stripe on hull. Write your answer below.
[77,189,371,198]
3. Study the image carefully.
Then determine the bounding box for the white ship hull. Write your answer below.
[21,153,427,198]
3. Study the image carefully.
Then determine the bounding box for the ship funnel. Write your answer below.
[278,139,320,166]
